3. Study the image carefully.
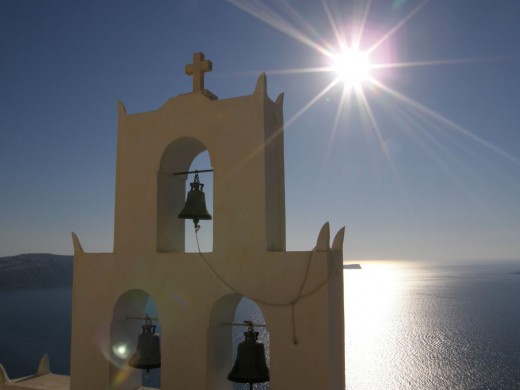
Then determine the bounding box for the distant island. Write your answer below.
[0,254,365,291]
[343,263,362,269]
[512,271,520,275]
[0,253,73,291]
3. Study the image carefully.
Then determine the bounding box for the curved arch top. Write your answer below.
[159,137,210,175]
[157,137,212,252]
[70,56,346,389]
[113,288,153,321]
[110,288,161,390]
[113,78,286,255]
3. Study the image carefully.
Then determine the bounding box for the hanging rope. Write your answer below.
[195,228,329,345]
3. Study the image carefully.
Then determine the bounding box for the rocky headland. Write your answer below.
[0,253,73,290]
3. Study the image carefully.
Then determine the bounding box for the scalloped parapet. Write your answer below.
[0,364,9,385]
[331,227,346,282]
[316,222,330,251]
[69,52,345,389]
[253,72,267,98]
[36,354,50,376]
[71,232,84,256]
[116,100,127,118]
[275,92,284,107]
[332,227,345,252]
[0,354,70,390]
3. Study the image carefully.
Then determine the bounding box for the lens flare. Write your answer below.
[112,342,131,359]
[226,0,519,215]
[331,48,371,87]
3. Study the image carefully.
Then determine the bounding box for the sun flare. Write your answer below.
[330,48,371,87]
[227,0,520,171]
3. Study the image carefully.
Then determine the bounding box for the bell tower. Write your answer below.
[70,52,345,389]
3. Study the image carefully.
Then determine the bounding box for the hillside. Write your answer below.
[0,253,73,290]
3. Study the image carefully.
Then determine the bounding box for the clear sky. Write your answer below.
[1,0,519,261]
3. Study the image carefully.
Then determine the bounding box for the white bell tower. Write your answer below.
[69,52,345,390]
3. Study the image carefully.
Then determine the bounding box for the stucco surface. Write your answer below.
[70,72,345,389]
[1,60,345,390]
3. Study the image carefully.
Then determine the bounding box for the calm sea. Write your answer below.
[344,260,520,390]
[0,260,519,389]
[0,288,72,377]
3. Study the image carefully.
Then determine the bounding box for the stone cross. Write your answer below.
[185,52,212,92]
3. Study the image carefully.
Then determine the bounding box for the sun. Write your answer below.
[330,48,371,88]
[227,0,520,167]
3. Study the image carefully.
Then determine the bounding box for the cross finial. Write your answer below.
[185,52,212,93]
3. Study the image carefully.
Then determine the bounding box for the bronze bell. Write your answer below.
[178,172,212,227]
[228,322,270,387]
[129,319,161,372]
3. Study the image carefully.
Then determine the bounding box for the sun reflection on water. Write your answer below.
[344,260,520,389]
[344,261,409,390]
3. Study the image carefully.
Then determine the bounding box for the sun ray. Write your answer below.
[222,79,340,184]
[371,56,502,70]
[360,80,519,238]
[320,0,372,57]
[370,79,520,165]
[227,0,519,224]
[351,0,372,52]
[394,103,511,230]
[278,0,332,53]
[321,0,343,50]
[226,0,330,57]
[356,87,408,199]
[322,78,359,170]
[367,0,430,55]
[262,66,333,75]
[284,79,340,129]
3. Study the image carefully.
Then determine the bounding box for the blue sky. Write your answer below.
[1,0,519,261]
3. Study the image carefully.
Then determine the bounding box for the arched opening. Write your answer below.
[207,294,270,390]
[110,289,161,389]
[232,298,270,390]
[184,150,213,253]
[157,137,213,253]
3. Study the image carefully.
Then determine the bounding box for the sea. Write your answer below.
[0,259,519,389]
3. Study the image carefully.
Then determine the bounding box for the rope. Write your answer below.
[195,228,328,345]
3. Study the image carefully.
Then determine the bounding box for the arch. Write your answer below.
[232,298,270,390]
[110,289,161,390]
[184,150,213,253]
[157,137,212,252]
[207,294,242,390]
[207,294,270,390]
